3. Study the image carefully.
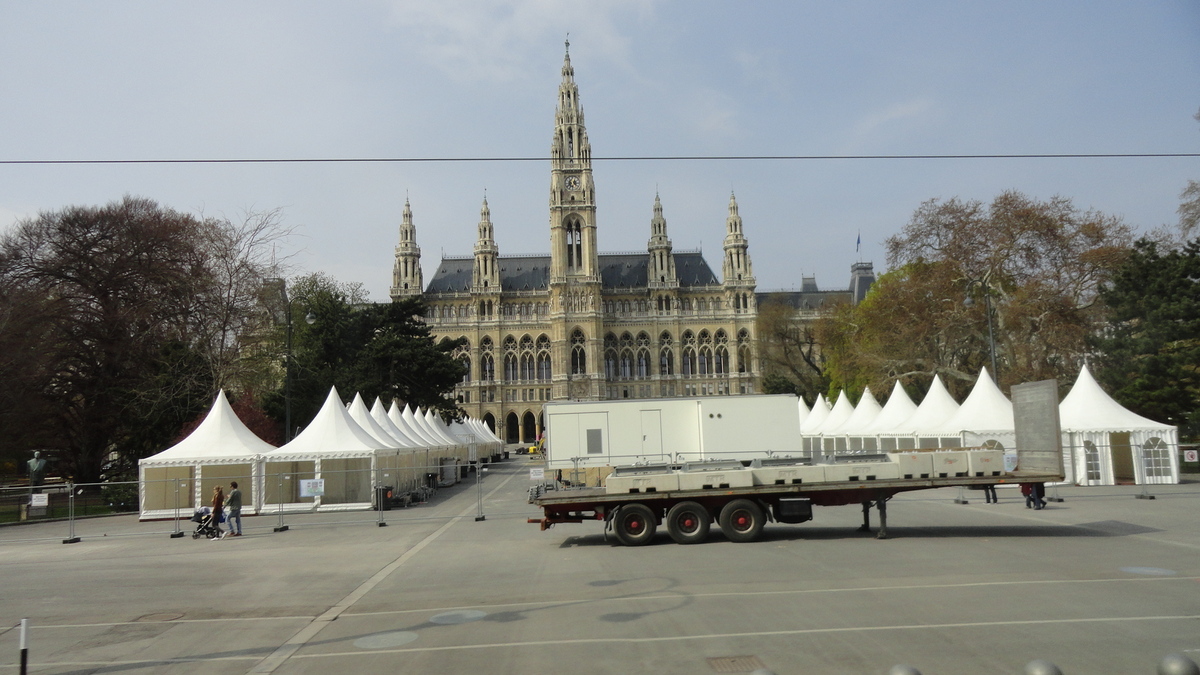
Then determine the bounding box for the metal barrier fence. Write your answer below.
[0,458,493,545]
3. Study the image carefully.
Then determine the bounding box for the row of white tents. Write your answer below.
[797,365,1180,486]
[138,387,503,520]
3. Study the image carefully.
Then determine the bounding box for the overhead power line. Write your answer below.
[1,153,1198,166]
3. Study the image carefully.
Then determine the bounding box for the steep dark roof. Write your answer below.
[599,251,719,289]
[755,290,853,311]
[426,251,721,294]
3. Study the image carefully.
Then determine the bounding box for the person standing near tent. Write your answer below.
[210,485,225,537]
[225,482,243,537]
[982,484,998,504]
[1032,482,1047,510]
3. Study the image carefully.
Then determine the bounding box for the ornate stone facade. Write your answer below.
[390,45,867,444]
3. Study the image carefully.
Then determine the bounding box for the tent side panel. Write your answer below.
[141,466,195,513]
[199,463,255,513]
[320,458,372,505]
[263,461,317,511]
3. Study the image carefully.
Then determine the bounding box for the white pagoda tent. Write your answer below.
[1059,365,1179,485]
[883,375,961,450]
[824,387,883,454]
[800,394,830,456]
[138,390,275,520]
[860,381,919,452]
[262,387,388,512]
[933,368,1015,449]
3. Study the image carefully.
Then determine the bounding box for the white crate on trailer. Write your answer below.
[542,395,804,472]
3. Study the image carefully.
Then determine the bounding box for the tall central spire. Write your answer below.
[549,41,598,284]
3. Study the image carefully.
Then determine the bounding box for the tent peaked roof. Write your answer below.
[423,409,462,445]
[1060,364,1173,432]
[347,393,403,448]
[401,404,444,447]
[270,386,385,456]
[817,390,856,434]
[863,381,919,434]
[829,387,882,435]
[897,375,960,434]
[800,394,830,434]
[936,368,1014,434]
[143,390,275,463]
[387,401,433,447]
[794,396,811,427]
[371,398,422,447]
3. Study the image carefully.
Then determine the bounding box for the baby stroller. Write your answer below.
[191,507,222,539]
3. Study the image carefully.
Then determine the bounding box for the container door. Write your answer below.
[640,409,663,460]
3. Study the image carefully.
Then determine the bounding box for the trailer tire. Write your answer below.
[666,501,710,544]
[612,503,657,546]
[719,499,765,543]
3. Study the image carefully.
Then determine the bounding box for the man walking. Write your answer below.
[225,481,243,536]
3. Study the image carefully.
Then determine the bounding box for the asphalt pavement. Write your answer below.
[1,459,1198,675]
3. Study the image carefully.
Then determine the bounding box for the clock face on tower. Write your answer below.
[565,175,580,191]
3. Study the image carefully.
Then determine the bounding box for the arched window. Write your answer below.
[604,333,618,380]
[620,349,634,379]
[1084,441,1101,482]
[697,331,713,376]
[452,340,471,383]
[1143,437,1172,478]
[714,330,729,375]
[536,334,552,381]
[565,218,583,270]
[737,329,751,374]
[681,331,697,377]
[480,337,495,381]
[570,329,587,375]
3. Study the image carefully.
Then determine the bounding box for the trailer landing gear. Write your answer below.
[858,497,890,539]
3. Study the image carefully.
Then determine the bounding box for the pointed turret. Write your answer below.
[647,192,678,289]
[390,197,423,299]
[473,196,501,291]
[722,192,755,284]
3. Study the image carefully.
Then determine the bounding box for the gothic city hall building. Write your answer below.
[389,47,872,445]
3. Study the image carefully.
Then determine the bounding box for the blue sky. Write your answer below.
[1,1,1197,299]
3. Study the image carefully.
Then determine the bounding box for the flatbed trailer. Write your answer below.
[530,380,1068,545]
[529,468,1063,545]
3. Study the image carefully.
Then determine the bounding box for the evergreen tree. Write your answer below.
[1092,238,1200,438]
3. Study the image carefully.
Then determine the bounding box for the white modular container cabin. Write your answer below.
[542,395,806,474]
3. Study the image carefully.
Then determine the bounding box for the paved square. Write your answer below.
[2,462,1198,674]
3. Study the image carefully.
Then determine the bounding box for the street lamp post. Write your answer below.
[965,278,999,383]
[266,278,307,442]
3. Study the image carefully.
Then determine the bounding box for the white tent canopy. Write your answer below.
[862,381,919,436]
[143,390,275,464]
[263,387,386,512]
[270,387,386,459]
[934,368,1015,447]
[795,396,811,428]
[139,390,274,519]
[371,398,424,448]
[1059,365,1179,485]
[889,375,961,449]
[819,390,856,436]
[396,403,443,447]
[826,387,882,453]
[347,393,405,449]
[800,394,830,435]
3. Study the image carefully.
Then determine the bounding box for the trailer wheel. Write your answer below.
[719,499,765,543]
[612,503,657,546]
[666,501,710,545]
